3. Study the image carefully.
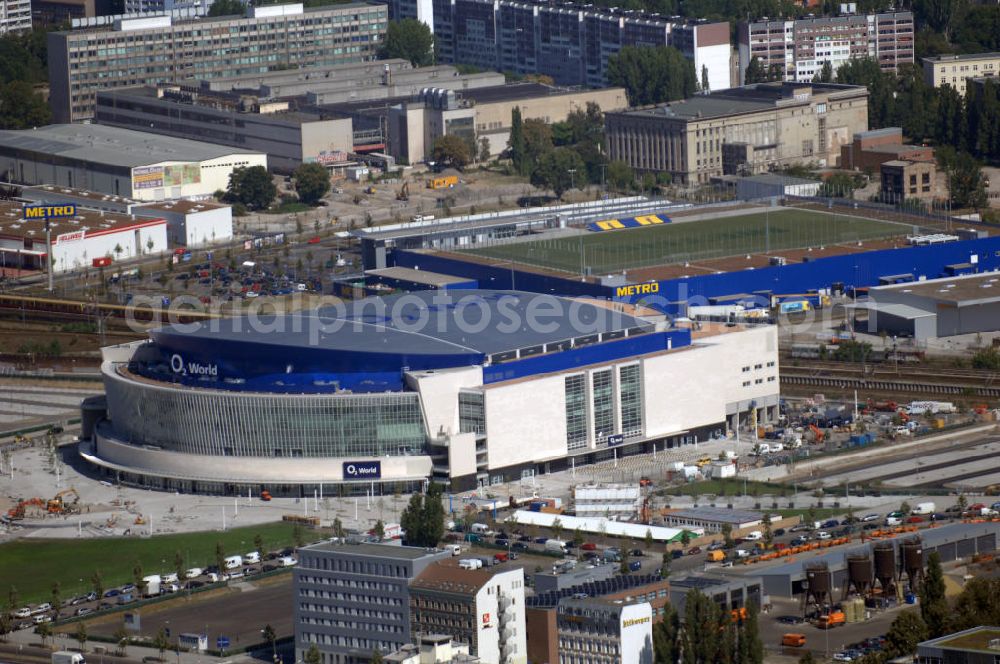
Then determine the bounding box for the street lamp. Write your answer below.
[568,169,577,193]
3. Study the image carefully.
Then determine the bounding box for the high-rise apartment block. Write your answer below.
[738,11,913,84]
[48,2,387,123]
[390,0,731,90]
[0,0,32,34]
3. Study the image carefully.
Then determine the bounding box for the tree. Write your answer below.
[914,0,968,40]
[660,552,671,579]
[701,64,710,92]
[478,137,491,163]
[431,134,471,171]
[680,530,692,548]
[74,620,88,652]
[742,603,764,664]
[400,494,424,545]
[50,581,61,616]
[509,107,526,175]
[132,562,144,596]
[722,523,734,549]
[798,653,817,664]
[813,61,833,83]
[304,643,322,664]
[174,550,185,583]
[293,163,330,205]
[35,621,51,647]
[607,160,634,192]
[522,118,553,173]
[420,483,446,547]
[225,166,276,211]
[113,623,129,657]
[530,147,585,199]
[819,172,862,198]
[744,56,779,84]
[882,611,928,659]
[0,613,11,643]
[607,45,697,106]
[215,541,226,579]
[762,513,773,548]
[645,529,654,551]
[652,602,680,663]
[262,624,277,658]
[938,146,988,209]
[371,649,384,664]
[7,586,17,612]
[0,81,51,129]
[573,528,585,549]
[620,556,630,575]
[899,501,912,516]
[957,493,968,512]
[254,533,265,556]
[373,519,385,540]
[207,0,243,16]
[332,518,346,539]
[681,589,721,664]
[153,626,169,660]
[921,552,948,638]
[379,19,434,67]
[85,572,101,603]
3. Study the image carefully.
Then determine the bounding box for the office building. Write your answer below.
[662,507,765,533]
[294,542,452,664]
[667,575,765,615]
[605,82,869,185]
[917,626,1000,664]
[880,159,938,204]
[556,598,654,664]
[410,560,526,663]
[388,83,626,164]
[0,200,168,274]
[0,124,266,202]
[80,289,779,494]
[840,127,935,172]
[48,2,388,123]
[418,0,731,90]
[738,12,913,84]
[0,0,31,34]
[95,86,355,173]
[32,0,95,25]
[922,52,1000,96]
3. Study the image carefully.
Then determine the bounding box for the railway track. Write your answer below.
[780,361,1000,399]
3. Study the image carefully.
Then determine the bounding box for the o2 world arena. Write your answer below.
[80,290,779,495]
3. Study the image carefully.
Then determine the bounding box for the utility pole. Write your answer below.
[45,220,54,292]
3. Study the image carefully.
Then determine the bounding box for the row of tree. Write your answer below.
[652,591,764,664]
[222,163,331,211]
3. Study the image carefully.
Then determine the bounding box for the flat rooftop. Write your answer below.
[99,86,327,125]
[618,83,865,121]
[925,627,1000,652]
[302,541,442,560]
[22,184,137,207]
[740,174,819,186]
[665,507,764,523]
[0,124,262,168]
[411,559,495,594]
[136,200,228,215]
[924,52,1000,63]
[365,266,472,287]
[0,200,163,242]
[872,272,1000,305]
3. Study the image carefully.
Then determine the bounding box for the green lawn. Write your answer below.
[0,522,304,606]
[466,208,908,274]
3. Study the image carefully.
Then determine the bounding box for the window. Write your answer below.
[458,392,485,434]
[592,369,614,442]
[565,375,587,450]
[619,364,642,437]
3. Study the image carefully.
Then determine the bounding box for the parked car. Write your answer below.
[494,538,509,548]
[75,607,92,617]
[581,543,598,551]
[791,536,809,546]
[861,513,880,522]
[777,615,804,625]
[512,542,529,551]
[707,542,725,551]
[672,550,684,559]
[815,531,831,540]
[630,549,645,557]
[628,560,642,572]
[906,516,924,523]
[773,528,786,537]
[687,546,702,556]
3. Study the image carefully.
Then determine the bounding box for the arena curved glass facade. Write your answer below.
[104,367,429,458]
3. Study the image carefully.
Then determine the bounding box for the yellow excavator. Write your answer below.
[396,181,409,201]
[47,487,81,514]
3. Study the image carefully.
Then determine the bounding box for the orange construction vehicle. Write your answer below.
[816,611,845,629]
[782,634,806,648]
[809,424,825,443]
[7,497,46,520]
[47,487,80,514]
[261,490,272,501]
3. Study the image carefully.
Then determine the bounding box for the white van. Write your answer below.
[458,558,483,570]
[244,551,261,564]
[912,502,935,515]
[444,544,462,556]
[743,531,763,541]
[545,539,568,554]
[184,568,202,579]
[470,523,491,535]
[224,555,243,570]
[885,516,902,527]
[278,556,297,567]
[161,572,179,584]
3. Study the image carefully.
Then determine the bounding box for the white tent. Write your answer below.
[512,510,703,542]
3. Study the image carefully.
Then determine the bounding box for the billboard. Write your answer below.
[23,204,76,220]
[133,164,201,190]
[343,461,381,480]
[56,229,86,243]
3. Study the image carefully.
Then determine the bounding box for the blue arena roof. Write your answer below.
[135,290,672,393]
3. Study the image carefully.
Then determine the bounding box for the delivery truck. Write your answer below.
[52,652,86,664]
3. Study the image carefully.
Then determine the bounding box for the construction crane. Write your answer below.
[47,487,81,514]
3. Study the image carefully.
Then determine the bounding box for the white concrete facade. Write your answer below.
[619,602,654,664]
[473,567,527,664]
[51,218,168,273]
[134,203,234,246]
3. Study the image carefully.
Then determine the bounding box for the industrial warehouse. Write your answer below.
[79,289,779,494]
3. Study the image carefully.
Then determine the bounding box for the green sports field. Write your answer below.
[0,522,304,605]
[466,208,911,275]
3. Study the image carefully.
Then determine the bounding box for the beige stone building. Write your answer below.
[388,83,627,165]
[922,53,1000,96]
[604,82,869,185]
[880,159,939,203]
